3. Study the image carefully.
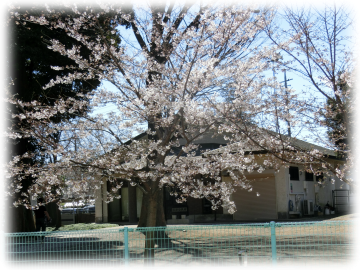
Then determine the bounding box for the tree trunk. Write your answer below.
[137,186,166,265]
[4,197,35,233]
[46,202,62,230]
[138,187,166,228]
[143,195,157,265]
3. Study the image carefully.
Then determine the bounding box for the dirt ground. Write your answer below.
[259,212,357,223]
[99,213,359,230]
[304,213,360,221]
[5,213,360,270]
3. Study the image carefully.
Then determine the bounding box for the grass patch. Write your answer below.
[46,223,119,231]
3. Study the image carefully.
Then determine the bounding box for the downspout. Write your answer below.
[102,184,104,223]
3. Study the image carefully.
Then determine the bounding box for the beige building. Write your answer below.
[94,132,352,224]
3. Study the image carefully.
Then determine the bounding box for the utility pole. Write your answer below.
[282,70,292,137]
[271,53,282,134]
[273,68,280,134]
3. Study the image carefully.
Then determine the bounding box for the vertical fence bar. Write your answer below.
[270,221,277,265]
[124,227,129,265]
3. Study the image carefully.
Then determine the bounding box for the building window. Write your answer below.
[305,171,314,181]
[289,166,299,180]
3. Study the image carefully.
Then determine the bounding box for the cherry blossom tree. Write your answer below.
[7,2,356,264]
[6,1,281,230]
[2,1,284,226]
[7,1,353,236]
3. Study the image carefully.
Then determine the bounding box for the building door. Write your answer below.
[107,180,126,222]
[232,176,277,220]
[164,187,188,220]
[108,194,121,222]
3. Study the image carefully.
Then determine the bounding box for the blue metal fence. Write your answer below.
[4,221,353,266]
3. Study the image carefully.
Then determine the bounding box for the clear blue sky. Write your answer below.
[91,2,355,149]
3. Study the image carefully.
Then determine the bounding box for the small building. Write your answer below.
[94,132,352,224]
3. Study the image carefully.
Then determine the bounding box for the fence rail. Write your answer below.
[4,221,353,266]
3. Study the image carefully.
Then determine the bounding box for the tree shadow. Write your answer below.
[276,234,359,269]
[6,229,277,265]
[134,229,270,269]
[6,234,126,264]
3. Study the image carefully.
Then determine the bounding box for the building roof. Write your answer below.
[122,129,338,159]
[202,134,337,158]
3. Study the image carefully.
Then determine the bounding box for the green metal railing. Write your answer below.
[4,221,353,266]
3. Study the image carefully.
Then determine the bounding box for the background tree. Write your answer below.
[6,5,105,232]
[325,63,360,175]
[259,4,354,184]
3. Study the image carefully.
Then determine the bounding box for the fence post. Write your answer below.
[0,231,5,267]
[238,250,247,266]
[124,227,129,265]
[270,221,277,265]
